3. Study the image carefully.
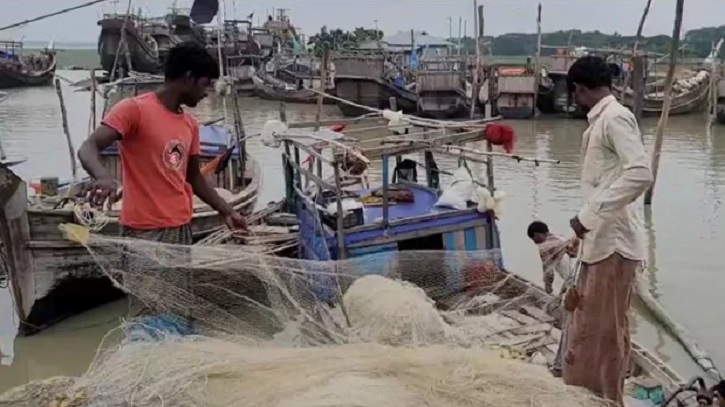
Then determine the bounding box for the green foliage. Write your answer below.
[449,25,725,58]
[306,24,725,59]
[307,26,384,57]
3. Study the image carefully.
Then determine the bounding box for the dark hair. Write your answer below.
[164,42,220,81]
[566,55,612,91]
[527,221,549,239]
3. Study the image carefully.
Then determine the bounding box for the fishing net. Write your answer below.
[0,225,608,407]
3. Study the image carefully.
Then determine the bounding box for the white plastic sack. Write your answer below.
[435,167,475,210]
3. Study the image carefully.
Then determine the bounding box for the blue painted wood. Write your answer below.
[348,243,398,278]
[343,211,490,247]
[464,227,478,251]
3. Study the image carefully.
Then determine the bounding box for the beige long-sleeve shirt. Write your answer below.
[578,95,653,264]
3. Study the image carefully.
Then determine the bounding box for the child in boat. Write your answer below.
[527,220,578,377]
[527,221,578,295]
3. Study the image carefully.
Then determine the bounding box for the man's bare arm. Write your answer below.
[186,155,234,216]
[78,125,120,181]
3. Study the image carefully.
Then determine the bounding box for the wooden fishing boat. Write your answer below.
[97,14,162,77]
[254,110,705,406]
[494,65,538,119]
[252,72,334,104]
[334,53,417,117]
[415,57,471,119]
[0,74,261,335]
[614,69,711,117]
[0,41,57,89]
[0,125,261,336]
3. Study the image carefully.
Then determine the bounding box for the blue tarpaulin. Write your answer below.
[190,0,219,24]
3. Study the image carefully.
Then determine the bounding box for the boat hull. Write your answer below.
[97,17,161,77]
[0,54,57,89]
[334,77,417,117]
[497,106,535,120]
[718,102,725,125]
[0,157,261,336]
[252,74,336,104]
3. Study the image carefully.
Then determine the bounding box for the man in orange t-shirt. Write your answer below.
[78,41,247,244]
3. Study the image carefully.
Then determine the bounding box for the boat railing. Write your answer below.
[334,53,385,78]
[275,109,555,259]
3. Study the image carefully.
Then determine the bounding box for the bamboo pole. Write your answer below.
[90,69,97,130]
[54,79,78,182]
[644,0,684,205]
[632,0,653,56]
[532,3,542,117]
[470,0,480,119]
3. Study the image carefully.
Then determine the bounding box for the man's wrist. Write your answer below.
[218,203,235,217]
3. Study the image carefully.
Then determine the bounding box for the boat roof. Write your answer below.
[101,124,239,157]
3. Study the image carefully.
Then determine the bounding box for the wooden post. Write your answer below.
[632,0,653,56]
[314,47,329,131]
[631,55,645,125]
[279,101,287,123]
[333,163,346,260]
[479,5,490,118]
[54,79,77,182]
[90,68,97,129]
[533,3,542,117]
[469,0,480,119]
[644,0,684,205]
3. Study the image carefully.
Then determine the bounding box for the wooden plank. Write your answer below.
[519,305,556,323]
[500,310,539,326]
[510,323,552,336]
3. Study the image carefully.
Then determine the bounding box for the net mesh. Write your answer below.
[0,225,609,407]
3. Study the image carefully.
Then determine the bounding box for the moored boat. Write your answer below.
[97,14,162,77]
[252,71,335,104]
[255,108,705,406]
[494,65,538,119]
[0,41,57,89]
[0,78,261,336]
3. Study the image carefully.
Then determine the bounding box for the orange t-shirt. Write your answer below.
[101,93,200,229]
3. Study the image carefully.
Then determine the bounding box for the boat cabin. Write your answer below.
[277,118,504,302]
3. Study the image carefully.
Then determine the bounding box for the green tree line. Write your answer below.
[307,25,725,59]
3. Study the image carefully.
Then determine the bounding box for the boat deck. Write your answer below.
[349,186,441,224]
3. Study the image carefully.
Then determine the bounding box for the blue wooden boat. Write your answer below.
[276,116,504,302]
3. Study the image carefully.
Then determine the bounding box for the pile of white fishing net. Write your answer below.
[0,225,606,407]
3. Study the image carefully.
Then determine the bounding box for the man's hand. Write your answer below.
[81,177,120,208]
[563,288,580,312]
[224,211,248,231]
[569,216,588,239]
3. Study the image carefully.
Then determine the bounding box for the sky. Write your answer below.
[0,0,722,44]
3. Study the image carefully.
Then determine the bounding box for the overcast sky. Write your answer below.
[0,0,722,43]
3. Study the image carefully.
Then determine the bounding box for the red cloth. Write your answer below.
[330,123,347,132]
[484,123,515,153]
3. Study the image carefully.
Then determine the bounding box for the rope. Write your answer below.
[73,202,110,232]
[0,0,113,32]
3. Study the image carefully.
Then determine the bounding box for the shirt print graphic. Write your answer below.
[163,139,187,171]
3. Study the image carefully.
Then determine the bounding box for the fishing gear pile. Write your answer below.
[0,225,608,407]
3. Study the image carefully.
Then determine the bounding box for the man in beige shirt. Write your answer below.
[563,56,652,407]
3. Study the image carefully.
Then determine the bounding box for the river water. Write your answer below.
[0,70,724,392]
